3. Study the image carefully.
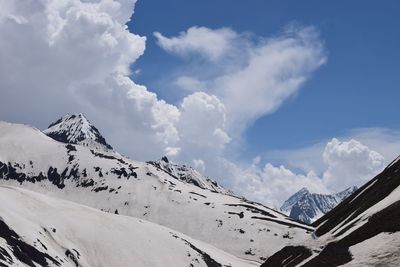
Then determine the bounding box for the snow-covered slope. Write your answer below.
[0,186,257,267]
[43,113,113,152]
[148,156,230,194]
[280,186,357,224]
[261,155,400,267]
[0,119,314,263]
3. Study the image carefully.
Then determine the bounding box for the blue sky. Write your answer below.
[129,0,400,162]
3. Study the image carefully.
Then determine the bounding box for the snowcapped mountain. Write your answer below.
[0,116,314,263]
[148,156,230,194]
[0,186,257,267]
[261,155,400,267]
[43,113,113,152]
[280,188,310,215]
[281,186,358,224]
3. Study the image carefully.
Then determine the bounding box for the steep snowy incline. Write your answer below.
[0,186,257,267]
[43,113,113,151]
[261,155,400,267]
[0,120,313,263]
[280,186,357,224]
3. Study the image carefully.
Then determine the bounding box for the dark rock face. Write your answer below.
[0,219,60,267]
[161,156,169,163]
[262,156,400,267]
[0,161,81,189]
[261,246,312,267]
[0,162,46,185]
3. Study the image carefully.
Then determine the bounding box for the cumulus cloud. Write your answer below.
[224,138,385,207]
[154,26,238,61]
[0,0,178,160]
[348,128,400,164]
[225,159,326,208]
[322,138,384,190]
[0,0,240,163]
[177,92,230,159]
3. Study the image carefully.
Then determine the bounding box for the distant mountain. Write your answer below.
[0,116,314,263]
[0,186,254,267]
[262,155,400,267]
[43,113,113,151]
[280,188,310,215]
[280,186,357,224]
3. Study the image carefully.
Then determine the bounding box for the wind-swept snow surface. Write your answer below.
[0,186,257,267]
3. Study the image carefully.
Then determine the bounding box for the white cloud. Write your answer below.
[322,138,384,191]
[348,128,400,164]
[175,76,207,92]
[0,0,181,161]
[155,25,327,135]
[177,92,230,156]
[263,142,327,175]
[165,146,180,157]
[0,1,242,164]
[218,158,326,208]
[223,138,385,207]
[219,26,326,132]
[152,25,329,198]
[154,26,238,61]
[263,128,400,178]
[193,159,206,173]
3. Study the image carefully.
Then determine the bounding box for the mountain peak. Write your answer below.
[280,187,311,214]
[281,186,358,224]
[43,113,113,151]
[161,156,169,163]
[297,187,310,194]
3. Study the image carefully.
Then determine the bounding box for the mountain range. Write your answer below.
[281,186,358,224]
[1,113,400,266]
[0,114,313,266]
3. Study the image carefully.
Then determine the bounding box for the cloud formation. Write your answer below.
[155,25,327,134]
[0,0,181,160]
[154,26,238,61]
[226,138,385,208]
[322,138,384,190]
